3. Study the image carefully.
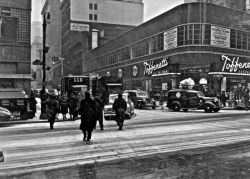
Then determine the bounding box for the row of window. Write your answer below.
[90,23,250,71]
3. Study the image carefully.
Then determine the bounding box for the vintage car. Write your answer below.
[0,88,29,120]
[124,90,156,109]
[104,93,134,120]
[0,106,12,121]
[167,89,223,113]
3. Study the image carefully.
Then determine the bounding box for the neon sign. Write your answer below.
[144,57,169,75]
[221,55,250,74]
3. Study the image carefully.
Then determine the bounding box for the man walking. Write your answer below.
[94,96,104,130]
[243,88,249,111]
[113,93,127,130]
[79,91,97,141]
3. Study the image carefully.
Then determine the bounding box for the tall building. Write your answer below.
[48,0,144,89]
[0,0,32,94]
[184,0,246,11]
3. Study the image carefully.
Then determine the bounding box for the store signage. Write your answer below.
[118,69,122,78]
[164,28,177,50]
[133,66,138,77]
[70,23,89,32]
[211,26,230,48]
[221,55,250,74]
[144,57,169,76]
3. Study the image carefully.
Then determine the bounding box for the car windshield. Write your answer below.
[136,91,148,97]
[109,94,128,104]
[197,91,205,97]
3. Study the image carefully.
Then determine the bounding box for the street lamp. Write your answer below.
[40,12,51,119]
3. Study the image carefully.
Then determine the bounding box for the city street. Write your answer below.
[1,109,250,178]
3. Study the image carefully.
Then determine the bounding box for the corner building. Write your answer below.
[85,2,250,99]
[0,0,31,94]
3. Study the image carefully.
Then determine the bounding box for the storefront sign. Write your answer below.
[144,57,169,76]
[164,28,177,50]
[211,26,230,48]
[221,55,250,74]
[70,23,89,32]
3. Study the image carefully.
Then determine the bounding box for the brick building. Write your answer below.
[85,2,250,100]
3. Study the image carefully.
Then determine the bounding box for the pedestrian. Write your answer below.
[243,88,249,111]
[94,96,104,130]
[45,95,60,129]
[112,93,127,130]
[0,149,4,163]
[59,94,68,120]
[159,91,164,110]
[29,91,37,118]
[67,92,78,120]
[79,91,97,141]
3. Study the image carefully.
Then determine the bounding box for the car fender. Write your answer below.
[203,101,217,108]
[171,101,181,108]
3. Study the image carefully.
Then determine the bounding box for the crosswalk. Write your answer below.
[0,110,250,177]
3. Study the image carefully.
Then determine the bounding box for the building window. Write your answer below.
[94,4,98,10]
[89,3,93,9]
[94,14,97,21]
[89,14,93,20]
[152,33,164,52]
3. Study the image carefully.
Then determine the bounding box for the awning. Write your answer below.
[152,73,181,77]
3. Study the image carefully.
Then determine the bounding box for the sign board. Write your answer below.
[211,26,230,48]
[162,83,168,90]
[70,23,89,32]
[164,28,177,50]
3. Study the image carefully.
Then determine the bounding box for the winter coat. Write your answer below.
[79,98,97,131]
[46,99,59,122]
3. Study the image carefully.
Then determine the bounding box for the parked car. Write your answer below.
[0,106,12,121]
[124,90,156,109]
[167,89,223,112]
[104,93,134,120]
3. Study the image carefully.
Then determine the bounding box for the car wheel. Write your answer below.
[213,108,220,112]
[204,105,213,113]
[183,109,188,112]
[172,104,180,112]
[137,102,143,109]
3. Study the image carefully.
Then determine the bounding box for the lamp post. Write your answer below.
[40,12,50,119]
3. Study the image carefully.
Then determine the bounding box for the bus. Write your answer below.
[61,75,89,96]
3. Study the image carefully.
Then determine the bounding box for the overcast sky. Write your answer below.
[32,0,184,22]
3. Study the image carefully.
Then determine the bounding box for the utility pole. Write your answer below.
[40,12,50,119]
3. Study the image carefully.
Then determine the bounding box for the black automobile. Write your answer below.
[167,89,223,112]
[124,90,156,109]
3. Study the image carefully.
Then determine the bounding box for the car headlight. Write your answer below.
[214,98,219,102]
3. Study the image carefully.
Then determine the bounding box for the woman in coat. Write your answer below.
[45,95,59,129]
[79,91,97,141]
[59,94,68,120]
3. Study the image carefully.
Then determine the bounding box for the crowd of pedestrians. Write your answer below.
[39,91,127,142]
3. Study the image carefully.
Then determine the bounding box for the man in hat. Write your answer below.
[112,93,127,130]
